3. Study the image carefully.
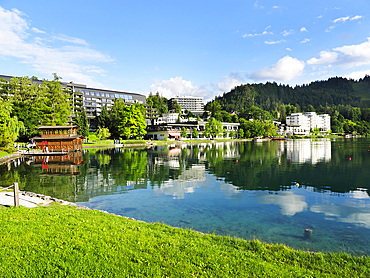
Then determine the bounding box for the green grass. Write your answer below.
[0,205,368,277]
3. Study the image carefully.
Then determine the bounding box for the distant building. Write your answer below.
[168,96,204,115]
[282,112,330,136]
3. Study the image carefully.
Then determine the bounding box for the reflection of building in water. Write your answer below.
[279,139,331,164]
[33,152,85,175]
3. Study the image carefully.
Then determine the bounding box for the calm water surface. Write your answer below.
[1,138,369,255]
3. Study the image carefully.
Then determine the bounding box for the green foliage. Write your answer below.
[73,107,89,137]
[0,97,25,150]
[109,100,147,139]
[181,127,187,138]
[147,92,168,116]
[96,127,111,140]
[98,104,110,128]
[40,74,71,125]
[171,100,182,114]
[192,128,199,138]
[204,117,223,139]
[239,118,276,138]
[238,128,244,138]
[0,205,368,277]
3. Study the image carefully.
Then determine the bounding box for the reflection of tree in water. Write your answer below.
[0,140,368,201]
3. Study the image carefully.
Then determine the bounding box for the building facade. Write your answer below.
[168,96,204,115]
[285,112,331,136]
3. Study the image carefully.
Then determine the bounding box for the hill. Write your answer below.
[211,76,370,114]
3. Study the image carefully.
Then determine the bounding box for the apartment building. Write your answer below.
[285,112,331,136]
[168,96,204,115]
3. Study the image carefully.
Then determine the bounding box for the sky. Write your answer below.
[1,0,370,102]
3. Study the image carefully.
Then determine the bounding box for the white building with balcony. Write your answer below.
[285,112,330,136]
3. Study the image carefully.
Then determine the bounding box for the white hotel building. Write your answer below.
[285,112,331,136]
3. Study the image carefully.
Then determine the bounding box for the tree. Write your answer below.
[192,128,199,138]
[229,130,235,138]
[74,107,89,137]
[40,74,71,125]
[110,100,147,139]
[238,128,244,138]
[0,97,24,150]
[6,77,41,140]
[147,92,168,116]
[96,127,111,141]
[181,127,187,138]
[204,117,223,139]
[171,100,182,114]
[98,104,110,128]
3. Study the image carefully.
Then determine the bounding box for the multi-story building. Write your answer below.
[66,82,146,129]
[168,96,204,115]
[285,112,330,136]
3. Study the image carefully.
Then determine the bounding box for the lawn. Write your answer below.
[0,205,368,277]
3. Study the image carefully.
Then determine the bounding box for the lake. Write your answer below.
[1,138,369,256]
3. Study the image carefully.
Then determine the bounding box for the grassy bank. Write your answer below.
[0,205,368,277]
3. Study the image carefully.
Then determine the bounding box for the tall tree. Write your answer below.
[0,97,24,150]
[74,107,89,137]
[98,104,110,128]
[147,92,168,116]
[109,100,147,139]
[40,74,71,125]
[204,117,223,139]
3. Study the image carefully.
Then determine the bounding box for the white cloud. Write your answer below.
[286,47,292,51]
[301,38,310,44]
[333,16,350,23]
[300,27,308,32]
[345,70,370,80]
[333,15,362,24]
[273,6,279,9]
[54,34,88,46]
[307,51,338,65]
[31,27,45,34]
[243,26,273,38]
[282,29,294,37]
[217,74,243,93]
[351,15,363,21]
[150,76,209,99]
[252,56,305,82]
[264,39,285,45]
[0,6,113,87]
[307,38,370,68]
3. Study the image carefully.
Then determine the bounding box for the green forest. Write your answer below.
[206,76,370,135]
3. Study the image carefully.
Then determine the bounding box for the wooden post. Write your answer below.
[13,182,20,207]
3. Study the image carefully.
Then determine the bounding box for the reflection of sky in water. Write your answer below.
[256,191,308,216]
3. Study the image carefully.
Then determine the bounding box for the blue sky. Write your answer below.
[1,1,370,101]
